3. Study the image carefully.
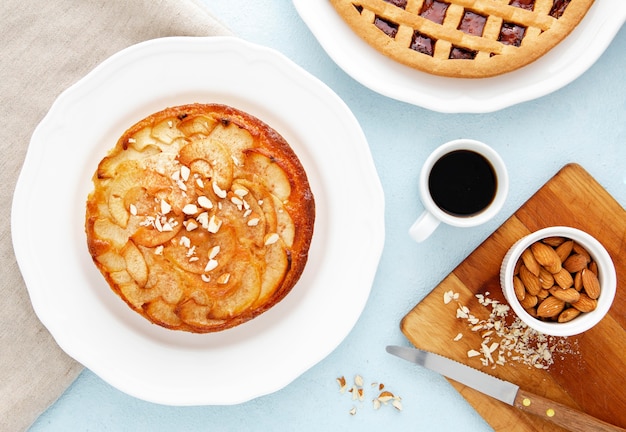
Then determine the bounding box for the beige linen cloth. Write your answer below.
[1,1,231,430]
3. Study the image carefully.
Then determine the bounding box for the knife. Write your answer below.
[386,345,626,432]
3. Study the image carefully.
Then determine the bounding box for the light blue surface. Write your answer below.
[31,1,626,431]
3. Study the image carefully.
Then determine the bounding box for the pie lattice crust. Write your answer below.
[86,104,315,333]
[330,0,594,78]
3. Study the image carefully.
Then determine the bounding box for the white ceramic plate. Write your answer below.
[294,0,626,113]
[11,36,385,406]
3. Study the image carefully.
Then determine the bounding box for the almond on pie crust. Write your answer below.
[86,104,315,333]
[330,0,594,78]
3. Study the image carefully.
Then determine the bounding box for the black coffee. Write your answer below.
[428,150,496,216]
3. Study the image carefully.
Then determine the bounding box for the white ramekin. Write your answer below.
[500,226,616,337]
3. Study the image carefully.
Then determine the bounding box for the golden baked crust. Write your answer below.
[330,0,594,78]
[86,103,315,333]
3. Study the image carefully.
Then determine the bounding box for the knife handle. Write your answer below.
[514,388,626,432]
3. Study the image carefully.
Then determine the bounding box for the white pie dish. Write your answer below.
[293,0,626,113]
[11,36,385,406]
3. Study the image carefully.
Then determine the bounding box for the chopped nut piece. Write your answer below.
[204,259,218,272]
[197,196,213,209]
[182,204,198,215]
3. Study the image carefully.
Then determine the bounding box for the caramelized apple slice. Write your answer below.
[121,241,148,287]
[253,239,290,308]
[97,145,161,180]
[144,299,182,328]
[176,115,218,136]
[242,150,291,201]
[151,118,185,144]
[94,250,126,272]
[178,137,233,190]
[119,281,160,309]
[107,165,170,228]
[92,218,129,249]
[207,120,255,164]
[209,259,261,319]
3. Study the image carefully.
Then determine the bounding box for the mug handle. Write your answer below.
[409,211,440,243]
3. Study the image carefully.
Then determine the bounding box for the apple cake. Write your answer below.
[86,103,315,333]
[330,0,594,78]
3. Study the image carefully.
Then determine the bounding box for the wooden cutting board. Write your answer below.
[401,163,626,431]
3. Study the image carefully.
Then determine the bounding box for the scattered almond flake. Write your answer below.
[189,257,199,262]
[195,178,204,188]
[377,391,395,404]
[231,155,241,166]
[337,375,402,415]
[454,291,579,370]
[212,181,227,199]
[201,274,211,283]
[167,120,173,128]
[373,398,381,410]
[392,398,403,411]
[196,212,209,228]
[176,179,187,191]
[467,349,481,358]
[204,259,218,272]
[197,196,213,209]
[160,199,171,215]
[231,196,244,209]
[258,199,264,205]
[264,233,279,245]
[217,273,230,284]
[161,221,173,232]
[186,245,196,258]
[336,376,347,393]
[208,245,220,259]
[154,245,164,255]
[443,290,459,304]
[182,204,198,215]
[129,204,137,216]
[234,188,248,198]
[207,215,222,233]
[184,220,198,231]
[243,209,252,218]
[127,137,136,143]
[453,333,463,341]
[354,375,364,387]
[349,407,357,416]
[171,170,180,181]
[247,218,260,227]
[154,217,163,232]
[179,236,191,248]
[180,165,190,181]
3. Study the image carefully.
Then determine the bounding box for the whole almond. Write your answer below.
[555,240,574,264]
[521,249,541,276]
[549,287,581,304]
[574,271,583,291]
[563,253,589,273]
[513,276,526,301]
[581,268,601,299]
[553,268,574,289]
[589,260,598,276]
[573,242,591,261]
[537,296,565,318]
[519,264,541,296]
[572,293,598,312]
[542,237,566,247]
[538,268,555,289]
[530,242,562,274]
[520,294,538,309]
[558,308,582,323]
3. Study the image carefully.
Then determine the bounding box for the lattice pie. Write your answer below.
[86,104,315,333]
[330,0,594,78]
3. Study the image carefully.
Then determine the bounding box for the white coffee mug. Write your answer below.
[409,139,508,243]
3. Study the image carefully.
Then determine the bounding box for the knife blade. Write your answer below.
[386,345,626,432]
